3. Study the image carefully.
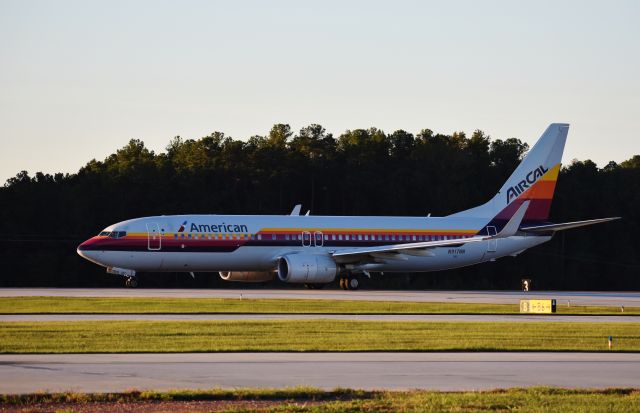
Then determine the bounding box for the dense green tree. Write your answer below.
[0,124,636,289]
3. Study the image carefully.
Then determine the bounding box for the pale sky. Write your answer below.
[1,0,639,183]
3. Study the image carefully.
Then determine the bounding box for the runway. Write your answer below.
[1,352,638,393]
[1,314,638,323]
[1,288,639,307]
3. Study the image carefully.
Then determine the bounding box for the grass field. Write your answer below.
[0,296,637,315]
[2,387,639,412]
[1,320,639,353]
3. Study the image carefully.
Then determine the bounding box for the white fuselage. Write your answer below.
[77,214,550,274]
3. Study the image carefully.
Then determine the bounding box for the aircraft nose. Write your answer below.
[76,242,88,259]
[77,238,103,264]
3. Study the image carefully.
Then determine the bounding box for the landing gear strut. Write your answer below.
[124,276,139,288]
[339,274,359,291]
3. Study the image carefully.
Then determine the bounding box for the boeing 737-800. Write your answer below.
[77,123,618,289]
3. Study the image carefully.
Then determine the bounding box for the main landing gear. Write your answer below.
[124,276,139,288]
[339,275,359,291]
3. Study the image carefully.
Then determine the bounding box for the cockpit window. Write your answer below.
[99,231,126,238]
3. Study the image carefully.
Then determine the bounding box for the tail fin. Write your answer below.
[450,123,569,226]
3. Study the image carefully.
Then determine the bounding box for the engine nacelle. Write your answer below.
[277,254,338,284]
[219,271,274,283]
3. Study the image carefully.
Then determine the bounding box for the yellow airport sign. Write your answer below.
[520,299,556,313]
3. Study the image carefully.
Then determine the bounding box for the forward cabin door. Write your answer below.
[146,222,162,251]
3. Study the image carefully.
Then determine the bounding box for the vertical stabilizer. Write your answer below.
[450,123,568,227]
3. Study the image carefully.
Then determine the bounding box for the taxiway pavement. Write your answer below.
[1,352,638,393]
[1,288,639,307]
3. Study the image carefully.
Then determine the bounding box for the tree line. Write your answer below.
[1,124,638,289]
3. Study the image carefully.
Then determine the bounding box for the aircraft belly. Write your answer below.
[372,242,487,272]
[155,247,282,272]
[368,236,550,272]
[99,251,162,271]
[100,237,551,273]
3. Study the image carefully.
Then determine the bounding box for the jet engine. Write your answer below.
[277,254,338,284]
[219,271,274,282]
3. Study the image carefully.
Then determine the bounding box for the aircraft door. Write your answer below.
[486,225,497,252]
[146,222,162,251]
[302,231,312,247]
[314,231,324,247]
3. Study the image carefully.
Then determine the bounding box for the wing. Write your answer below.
[332,201,530,263]
[520,217,620,233]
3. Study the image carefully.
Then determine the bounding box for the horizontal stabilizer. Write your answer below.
[520,217,620,233]
[496,200,529,238]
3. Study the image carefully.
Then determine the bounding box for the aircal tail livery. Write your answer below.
[78,124,619,289]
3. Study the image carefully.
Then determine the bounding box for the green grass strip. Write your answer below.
[1,387,639,412]
[1,320,639,353]
[1,297,638,315]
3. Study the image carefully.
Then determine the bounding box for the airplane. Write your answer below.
[77,123,619,289]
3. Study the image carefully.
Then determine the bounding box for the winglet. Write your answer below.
[495,200,529,238]
[289,204,302,216]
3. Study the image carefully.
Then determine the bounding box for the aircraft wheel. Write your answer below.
[347,276,359,291]
[125,277,138,288]
[339,278,348,290]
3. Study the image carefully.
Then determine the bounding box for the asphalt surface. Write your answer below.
[2,289,638,394]
[1,314,638,322]
[1,352,639,393]
[2,288,639,306]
